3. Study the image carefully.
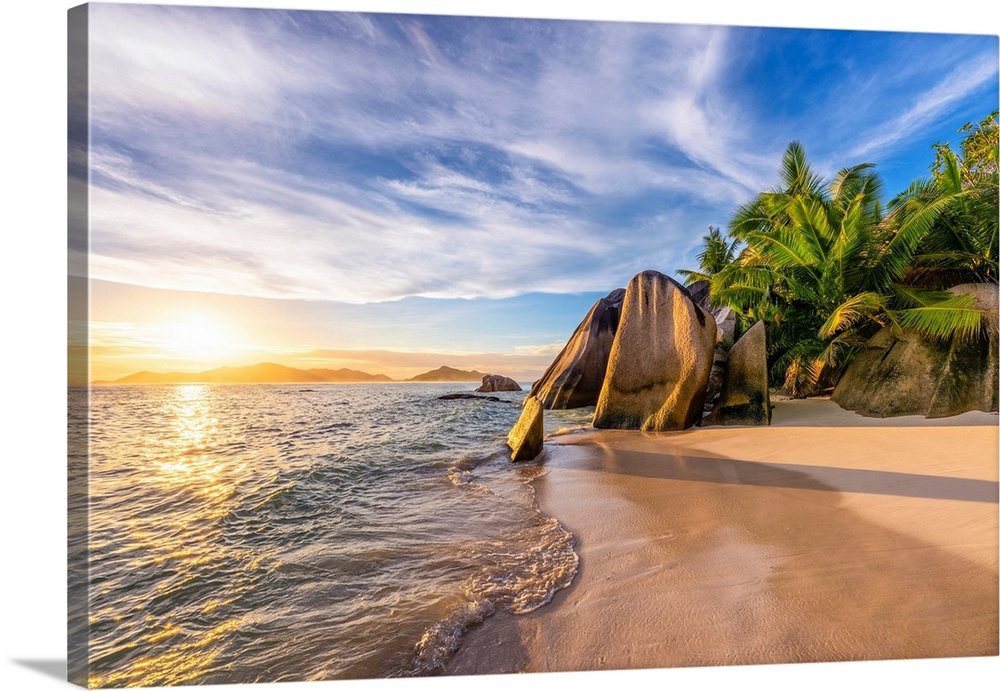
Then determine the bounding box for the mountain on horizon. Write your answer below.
[95,362,498,385]
[97,362,394,385]
[405,365,486,382]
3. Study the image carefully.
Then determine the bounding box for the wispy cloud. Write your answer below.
[849,52,999,160]
[85,5,998,305]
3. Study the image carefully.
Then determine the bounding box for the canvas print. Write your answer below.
[67,2,999,688]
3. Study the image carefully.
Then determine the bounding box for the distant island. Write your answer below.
[406,365,486,382]
[93,362,492,385]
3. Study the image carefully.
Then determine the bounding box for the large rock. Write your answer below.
[682,279,738,343]
[507,396,544,461]
[476,374,522,392]
[702,320,771,426]
[528,288,626,409]
[703,345,729,414]
[593,271,717,431]
[687,280,712,309]
[832,283,999,418]
[713,305,739,344]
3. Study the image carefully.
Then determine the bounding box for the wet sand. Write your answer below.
[447,398,998,675]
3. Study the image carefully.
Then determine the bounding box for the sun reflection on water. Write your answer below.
[88,615,252,688]
[88,384,264,688]
[85,382,563,686]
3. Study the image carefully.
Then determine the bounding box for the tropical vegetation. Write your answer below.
[676,226,739,286]
[679,110,999,397]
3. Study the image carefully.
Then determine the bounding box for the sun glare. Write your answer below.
[161,311,244,366]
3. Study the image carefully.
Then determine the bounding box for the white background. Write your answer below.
[2,1,997,690]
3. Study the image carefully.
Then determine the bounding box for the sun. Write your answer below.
[159,310,243,366]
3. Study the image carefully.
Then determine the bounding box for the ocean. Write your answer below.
[71,383,588,687]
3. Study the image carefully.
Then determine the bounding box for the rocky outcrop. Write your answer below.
[507,396,544,461]
[684,279,738,343]
[702,320,771,426]
[476,374,522,392]
[528,288,626,409]
[703,345,729,414]
[832,283,999,418]
[687,280,711,309]
[593,271,717,431]
[713,305,739,344]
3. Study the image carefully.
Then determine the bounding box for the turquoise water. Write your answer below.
[74,383,587,686]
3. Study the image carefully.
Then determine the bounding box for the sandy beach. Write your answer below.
[447,398,999,674]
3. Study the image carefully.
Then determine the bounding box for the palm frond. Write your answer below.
[786,197,832,262]
[892,293,996,343]
[869,189,970,288]
[675,269,711,286]
[818,292,886,338]
[772,338,828,397]
[890,284,952,308]
[829,163,882,205]
[729,198,775,241]
[745,230,819,274]
[779,142,824,197]
[934,146,964,195]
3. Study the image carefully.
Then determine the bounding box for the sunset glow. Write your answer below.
[161,312,244,365]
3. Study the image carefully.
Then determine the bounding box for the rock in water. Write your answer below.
[702,320,771,426]
[593,271,717,431]
[438,393,502,402]
[507,396,544,462]
[476,374,522,392]
[528,288,626,409]
[832,283,999,418]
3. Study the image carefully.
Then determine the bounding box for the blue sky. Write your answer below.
[77,2,999,380]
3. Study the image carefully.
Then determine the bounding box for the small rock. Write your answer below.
[438,393,502,401]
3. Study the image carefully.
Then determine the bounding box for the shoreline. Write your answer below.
[447,398,999,674]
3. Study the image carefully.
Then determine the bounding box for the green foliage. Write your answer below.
[677,226,739,287]
[893,109,999,288]
[890,285,998,344]
[683,116,998,397]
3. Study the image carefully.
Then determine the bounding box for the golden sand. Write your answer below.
[447,398,998,675]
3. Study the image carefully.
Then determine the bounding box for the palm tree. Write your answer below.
[676,226,739,288]
[868,111,997,344]
[883,110,998,290]
[708,143,886,394]
[708,135,996,397]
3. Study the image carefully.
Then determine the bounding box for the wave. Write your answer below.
[83,383,583,686]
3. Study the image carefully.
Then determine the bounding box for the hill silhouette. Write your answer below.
[96,363,494,385]
[406,365,485,382]
[101,362,394,385]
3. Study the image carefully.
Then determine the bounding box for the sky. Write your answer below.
[72,1,999,382]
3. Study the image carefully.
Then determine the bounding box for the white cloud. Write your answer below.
[513,342,566,357]
[87,153,619,302]
[83,6,998,305]
[90,5,290,124]
[848,52,999,160]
